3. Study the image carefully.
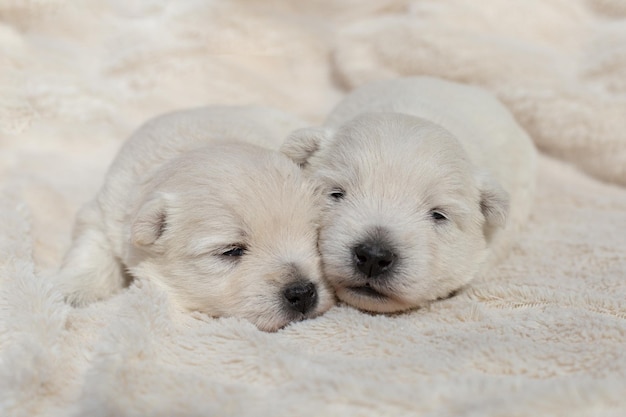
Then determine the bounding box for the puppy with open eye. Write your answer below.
[282,77,536,313]
[54,106,333,331]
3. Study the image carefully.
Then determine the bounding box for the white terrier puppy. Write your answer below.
[55,106,334,331]
[282,77,536,313]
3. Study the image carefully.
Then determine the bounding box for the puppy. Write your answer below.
[281,77,536,313]
[55,106,333,331]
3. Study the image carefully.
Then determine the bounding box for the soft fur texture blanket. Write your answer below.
[1,1,625,416]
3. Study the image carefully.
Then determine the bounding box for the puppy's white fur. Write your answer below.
[55,106,333,331]
[282,77,536,313]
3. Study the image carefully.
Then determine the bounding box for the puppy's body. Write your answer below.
[56,106,333,331]
[282,77,536,313]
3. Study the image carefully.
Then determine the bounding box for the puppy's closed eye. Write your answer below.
[430,209,448,222]
[221,246,247,257]
[186,238,247,259]
[329,187,346,201]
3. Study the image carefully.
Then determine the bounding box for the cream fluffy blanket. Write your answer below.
[1,1,626,416]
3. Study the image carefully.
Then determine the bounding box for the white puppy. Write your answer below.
[55,106,334,331]
[282,77,536,313]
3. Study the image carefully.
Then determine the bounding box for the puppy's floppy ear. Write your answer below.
[131,193,170,247]
[476,171,509,241]
[280,127,333,167]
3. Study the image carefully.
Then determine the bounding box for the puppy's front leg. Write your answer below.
[54,204,127,306]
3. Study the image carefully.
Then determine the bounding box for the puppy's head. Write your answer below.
[127,143,333,331]
[282,113,509,313]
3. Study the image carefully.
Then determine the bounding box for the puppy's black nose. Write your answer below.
[353,243,396,278]
[283,281,317,314]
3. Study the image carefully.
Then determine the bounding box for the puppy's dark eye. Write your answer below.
[329,188,345,200]
[430,210,448,221]
[222,246,246,257]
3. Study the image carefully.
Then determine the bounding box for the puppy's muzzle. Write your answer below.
[282,281,318,315]
[353,241,396,279]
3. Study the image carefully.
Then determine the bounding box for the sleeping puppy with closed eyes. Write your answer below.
[54,106,334,331]
[281,77,537,314]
